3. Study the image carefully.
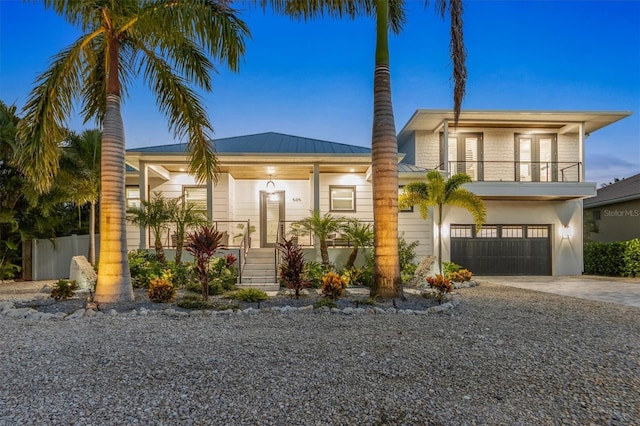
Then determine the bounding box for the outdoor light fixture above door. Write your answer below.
[266,175,276,194]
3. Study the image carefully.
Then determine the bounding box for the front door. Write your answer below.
[260,191,285,248]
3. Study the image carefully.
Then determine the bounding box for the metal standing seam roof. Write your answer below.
[583,172,640,208]
[126,132,371,155]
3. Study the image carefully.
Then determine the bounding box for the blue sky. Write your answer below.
[1,0,638,186]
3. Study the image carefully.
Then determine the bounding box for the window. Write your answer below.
[330,186,356,212]
[527,226,549,238]
[184,186,207,211]
[477,225,498,238]
[399,186,414,212]
[126,187,140,208]
[502,225,523,238]
[515,134,557,182]
[442,132,483,181]
[451,225,472,238]
[592,210,601,221]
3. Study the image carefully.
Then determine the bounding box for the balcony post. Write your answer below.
[579,122,585,182]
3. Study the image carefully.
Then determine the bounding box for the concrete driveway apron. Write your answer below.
[478,275,640,308]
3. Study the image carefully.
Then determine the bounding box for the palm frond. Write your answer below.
[16,32,100,192]
[139,0,249,73]
[447,188,486,229]
[137,44,219,182]
[449,0,466,124]
[444,172,472,196]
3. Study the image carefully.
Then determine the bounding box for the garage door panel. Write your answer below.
[451,225,551,275]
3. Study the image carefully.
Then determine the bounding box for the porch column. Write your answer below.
[313,163,320,214]
[207,178,214,223]
[138,161,148,249]
[579,122,585,182]
[443,121,449,175]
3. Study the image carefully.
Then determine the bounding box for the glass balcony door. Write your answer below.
[515,134,557,182]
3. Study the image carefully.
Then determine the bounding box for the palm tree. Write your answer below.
[127,192,175,264]
[57,129,101,265]
[170,196,207,265]
[15,1,249,302]
[269,0,466,299]
[341,219,374,269]
[291,211,345,267]
[399,170,486,273]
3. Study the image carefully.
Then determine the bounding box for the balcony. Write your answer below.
[446,161,594,200]
[448,161,582,183]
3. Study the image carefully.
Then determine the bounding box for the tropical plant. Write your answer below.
[426,274,453,303]
[170,196,207,265]
[278,237,308,299]
[291,211,345,267]
[15,1,249,302]
[56,129,101,265]
[269,0,466,299]
[448,269,472,282]
[321,271,347,300]
[147,274,176,303]
[186,226,225,301]
[229,288,268,303]
[127,192,175,264]
[340,219,374,269]
[50,279,79,301]
[128,249,163,289]
[398,236,419,284]
[400,171,486,273]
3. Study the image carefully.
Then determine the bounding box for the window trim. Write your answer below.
[329,185,356,212]
[126,186,141,209]
[183,186,207,211]
[399,185,414,213]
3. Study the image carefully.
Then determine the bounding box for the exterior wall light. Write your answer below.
[561,225,574,239]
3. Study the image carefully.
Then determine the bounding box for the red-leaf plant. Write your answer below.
[186,226,224,301]
[277,237,308,299]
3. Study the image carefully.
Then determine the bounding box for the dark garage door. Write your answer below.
[450,224,551,275]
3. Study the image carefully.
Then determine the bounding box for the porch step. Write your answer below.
[236,283,280,292]
[240,248,277,286]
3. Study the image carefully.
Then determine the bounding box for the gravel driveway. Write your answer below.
[1,282,638,425]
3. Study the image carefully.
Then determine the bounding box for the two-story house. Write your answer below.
[398,110,630,275]
[124,110,630,279]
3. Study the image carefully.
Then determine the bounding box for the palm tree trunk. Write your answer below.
[95,35,134,302]
[88,201,96,265]
[320,240,329,266]
[154,230,166,264]
[437,204,443,274]
[345,247,359,269]
[370,0,402,300]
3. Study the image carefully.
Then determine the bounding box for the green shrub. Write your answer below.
[303,261,328,289]
[177,294,212,310]
[167,261,195,289]
[50,279,79,300]
[147,276,176,303]
[314,298,336,309]
[230,288,268,303]
[341,266,366,287]
[584,241,626,276]
[622,238,640,277]
[442,261,462,278]
[128,250,163,289]
[399,237,419,284]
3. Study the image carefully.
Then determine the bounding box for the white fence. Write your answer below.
[28,234,99,281]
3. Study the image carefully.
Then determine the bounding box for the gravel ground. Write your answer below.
[1,282,638,425]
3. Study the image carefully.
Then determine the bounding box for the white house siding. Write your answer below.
[558,133,580,181]
[319,173,373,220]
[413,131,439,169]
[441,199,584,275]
